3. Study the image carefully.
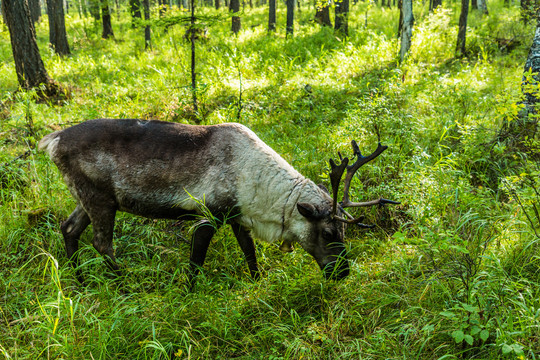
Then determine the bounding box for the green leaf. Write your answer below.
[439,311,456,318]
[502,344,513,354]
[461,303,479,313]
[452,330,465,343]
[479,330,489,341]
[464,335,474,345]
[470,325,481,336]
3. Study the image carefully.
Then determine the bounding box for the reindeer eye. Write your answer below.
[322,229,333,241]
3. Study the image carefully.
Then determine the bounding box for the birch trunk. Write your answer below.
[399,0,413,62]
[477,0,488,15]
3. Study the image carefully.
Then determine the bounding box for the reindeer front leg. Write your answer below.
[188,220,217,289]
[231,222,260,280]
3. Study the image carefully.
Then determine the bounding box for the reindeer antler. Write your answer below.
[329,140,400,225]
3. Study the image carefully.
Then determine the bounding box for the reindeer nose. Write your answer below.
[323,259,350,280]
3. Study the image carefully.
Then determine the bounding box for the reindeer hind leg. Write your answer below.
[61,204,90,283]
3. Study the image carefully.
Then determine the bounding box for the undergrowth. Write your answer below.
[1,0,539,359]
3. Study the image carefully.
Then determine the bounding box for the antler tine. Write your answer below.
[329,156,349,217]
[341,141,388,208]
[333,213,376,228]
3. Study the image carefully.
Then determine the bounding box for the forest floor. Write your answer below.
[1,1,540,359]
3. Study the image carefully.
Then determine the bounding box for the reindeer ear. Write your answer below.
[297,202,320,219]
[318,183,330,194]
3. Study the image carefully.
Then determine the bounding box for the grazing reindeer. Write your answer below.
[39,119,398,286]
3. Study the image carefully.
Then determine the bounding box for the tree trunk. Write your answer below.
[157,0,165,17]
[268,0,275,31]
[521,17,540,113]
[230,0,240,33]
[477,0,488,14]
[334,0,349,36]
[1,0,63,97]
[47,0,71,55]
[496,15,540,168]
[314,0,331,26]
[215,0,220,9]
[129,0,141,27]
[101,0,113,38]
[29,0,40,22]
[190,0,198,118]
[471,0,477,10]
[286,0,293,37]
[399,0,413,62]
[143,0,150,49]
[89,0,100,19]
[431,0,441,11]
[456,0,468,57]
[397,0,402,38]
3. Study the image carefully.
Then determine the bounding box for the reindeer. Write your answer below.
[39,119,398,287]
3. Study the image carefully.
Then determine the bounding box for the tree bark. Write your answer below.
[190,0,198,118]
[101,0,113,38]
[334,0,349,36]
[268,0,276,31]
[286,0,293,37]
[314,0,331,27]
[497,14,540,161]
[456,0,468,57]
[430,0,441,11]
[230,0,240,33]
[89,0,100,19]
[471,0,477,10]
[521,17,540,114]
[399,0,413,62]
[28,0,40,22]
[1,0,63,97]
[143,0,150,49]
[129,0,141,27]
[397,0,402,38]
[477,0,488,15]
[47,0,71,55]
[215,0,220,9]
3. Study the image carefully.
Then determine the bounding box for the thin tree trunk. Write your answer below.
[286,0,294,37]
[143,0,150,49]
[335,0,349,36]
[190,0,198,118]
[471,0,477,10]
[431,0,441,10]
[397,0,402,38]
[89,0,100,19]
[129,0,141,26]
[47,0,71,55]
[215,0,220,9]
[268,0,276,31]
[230,0,240,33]
[101,0,113,38]
[456,0,468,57]
[477,0,488,15]
[314,0,331,26]
[1,0,63,97]
[157,0,165,17]
[399,0,413,62]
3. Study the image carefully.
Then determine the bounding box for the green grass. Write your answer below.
[2,1,540,358]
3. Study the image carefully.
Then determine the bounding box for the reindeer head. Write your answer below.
[294,140,399,280]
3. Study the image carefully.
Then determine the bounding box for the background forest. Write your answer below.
[1,0,540,358]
